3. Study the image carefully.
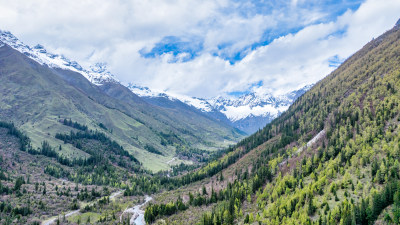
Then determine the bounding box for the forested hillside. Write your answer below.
[144,19,400,225]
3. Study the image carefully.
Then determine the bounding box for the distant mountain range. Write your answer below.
[128,84,311,134]
[0,30,311,135]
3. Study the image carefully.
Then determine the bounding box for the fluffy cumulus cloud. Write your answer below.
[0,0,399,97]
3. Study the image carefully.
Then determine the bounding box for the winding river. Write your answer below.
[120,195,153,225]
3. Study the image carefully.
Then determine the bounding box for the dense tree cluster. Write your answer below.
[145,196,187,223]
[159,131,184,146]
[144,144,163,155]
[175,147,212,163]
[76,187,101,201]
[0,180,11,195]
[55,129,138,163]
[0,121,31,151]
[0,202,31,217]
[62,118,88,131]
[123,178,159,196]
[44,165,69,178]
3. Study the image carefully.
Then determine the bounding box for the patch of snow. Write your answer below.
[127,84,162,98]
[166,93,213,112]
[128,84,214,112]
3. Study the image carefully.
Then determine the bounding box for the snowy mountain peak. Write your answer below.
[209,85,311,122]
[87,62,118,84]
[0,30,117,85]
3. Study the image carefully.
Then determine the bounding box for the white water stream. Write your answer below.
[120,195,153,225]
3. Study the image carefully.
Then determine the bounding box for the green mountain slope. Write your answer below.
[0,44,243,171]
[145,20,400,224]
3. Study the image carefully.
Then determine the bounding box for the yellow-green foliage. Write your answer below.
[187,23,400,225]
[248,24,400,225]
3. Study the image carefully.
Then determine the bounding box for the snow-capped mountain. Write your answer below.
[210,86,311,133]
[0,30,117,85]
[208,87,311,122]
[1,29,312,134]
[129,83,312,133]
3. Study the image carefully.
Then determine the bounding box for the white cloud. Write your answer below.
[202,13,277,55]
[0,0,399,98]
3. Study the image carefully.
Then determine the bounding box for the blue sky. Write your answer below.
[0,0,399,98]
[141,0,364,64]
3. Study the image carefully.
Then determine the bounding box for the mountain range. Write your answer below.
[0,30,310,135]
